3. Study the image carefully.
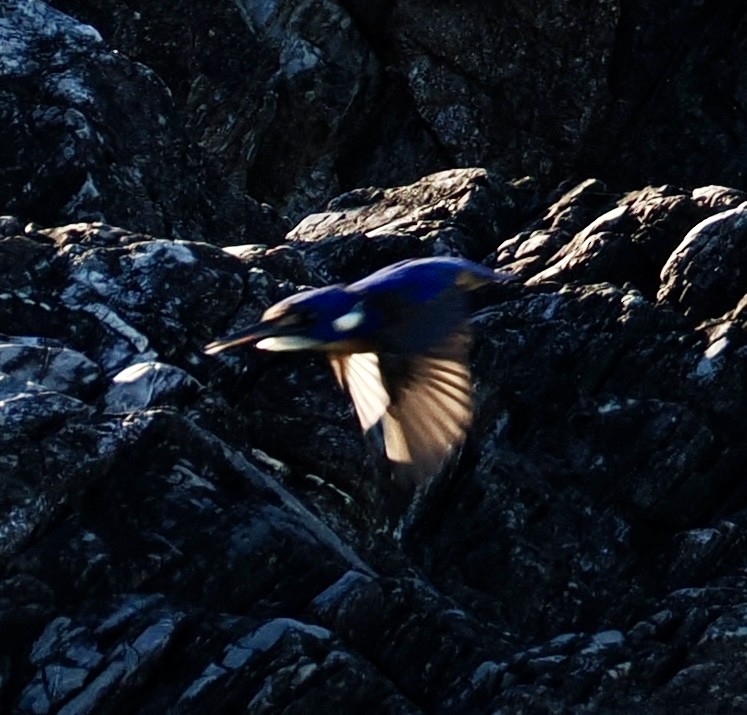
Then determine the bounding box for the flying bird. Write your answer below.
[205,257,511,487]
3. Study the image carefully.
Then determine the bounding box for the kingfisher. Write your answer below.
[205,257,512,487]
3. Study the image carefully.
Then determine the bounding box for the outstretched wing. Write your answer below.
[330,281,476,488]
[329,352,390,431]
[378,328,473,487]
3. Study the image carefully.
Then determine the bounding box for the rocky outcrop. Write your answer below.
[4,174,747,713]
[0,1,285,244]
[4,1,747,713]
[46,0,747,220]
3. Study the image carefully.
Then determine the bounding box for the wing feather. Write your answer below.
[381,351,473,487]
[329,352,390,431]
[332,316,476,488]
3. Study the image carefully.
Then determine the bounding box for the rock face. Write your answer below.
[0,1,286,245]
[45,0,747,219]
[4,1,747,713]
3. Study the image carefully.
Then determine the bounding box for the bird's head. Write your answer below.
[205,285,370,355]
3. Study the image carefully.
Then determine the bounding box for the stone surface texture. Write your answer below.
[3,1,747,713]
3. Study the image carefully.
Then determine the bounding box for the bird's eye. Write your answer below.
[276,310,313,328]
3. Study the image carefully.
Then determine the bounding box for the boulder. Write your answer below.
[4,2,747,713]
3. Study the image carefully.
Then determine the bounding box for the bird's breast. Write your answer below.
[255,335,326,351]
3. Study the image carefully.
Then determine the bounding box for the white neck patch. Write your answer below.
[332,304,365,334]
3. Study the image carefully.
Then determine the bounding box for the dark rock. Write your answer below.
[0,340,100,398]
[0,385,98,561]
[309,571,514,713]
[586,2,747,193]
[0,216,25,237]
[494,178,615,279]
[48,0,444,223]
[524,185,744,298]
[287,168,529,283]
[658,202,747,321]
[104,362,201,412]
[48,0,384,223]
[387,0,618,175]
[6,2,747,712]
[0,0,285,246]
[176,617,417,714]
[21,225,243,376]
[47,0,747,221]
[6,172,747,711]
[16,595,184,715]
[0,374,90,447]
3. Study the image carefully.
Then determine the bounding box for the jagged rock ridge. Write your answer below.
[3,2,747,714]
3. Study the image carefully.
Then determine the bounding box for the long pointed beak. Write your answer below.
[205,321,325,355]
[204,321,273,355]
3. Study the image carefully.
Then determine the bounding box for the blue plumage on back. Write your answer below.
[205,257,512,487]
